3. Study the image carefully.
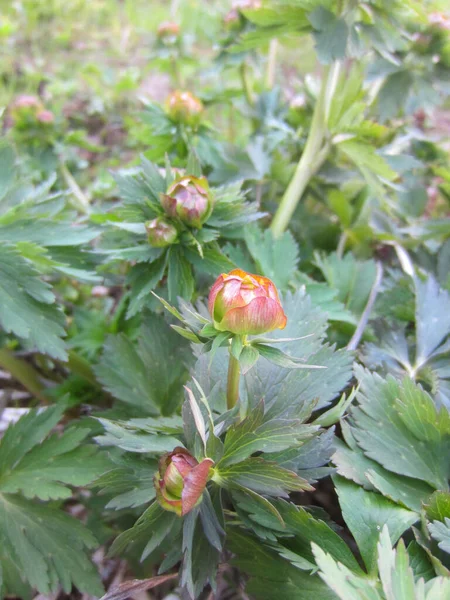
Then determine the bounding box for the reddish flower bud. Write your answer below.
[208,269,287,335]
[157,21,180,39]
[36,109,54,124]
[161,175,213,228]
[154,447,214,516]
[165,91,203,127]
[145,217,178,248]
[10,95,43,125]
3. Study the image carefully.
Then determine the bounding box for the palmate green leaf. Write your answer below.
[0,427,110,501]
[126,253,167,317]
[0,219,100,246]
[308,7,349,64]
[415,276,450,367]
[314,252,378,317]
[0,405,104,596]
[350,367,450,490]
[314,524,450,600]
[266,427,335,483]
[95,314,190,415]
[219,401,316,468]
[0,405,110,501]
[363,276,450,409]
[333,436,434,513]
[245,225,299,290]
[0,404,64,478]
[428,519,450,554]
[207,182,265,229]
[181,506,220,599]
[0,142,15,202]
[424,491,450,523]
[108,501,171,557]
[217,457,313,496]
[92,453,156,510]
[294,275,356,325]
[228,528,336,600]
[337,140,396,181]
[334,476,418,575]
[0,495,103,597]
[95,418,181,454]
[377,70,413,122]
[168,246,195,302]
[184,244,235,278]
[274,500,363,574]
[96,334,159,414]
[313,543,381,600]
[244,291,353,416]
[0,244,66,359]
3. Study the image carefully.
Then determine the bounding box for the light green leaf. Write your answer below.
[308,7,348,64]
[245,225,299,290]
[338,140,396,181]
[351,368,450,490]
[314,252,377,316]
[217,457,313,496]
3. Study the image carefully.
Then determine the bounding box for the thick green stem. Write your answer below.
[240,62,254,107]
[0,348,47,402]
[265,39,278,89]
[60,161,91,215]
[226,352,240,410]
[270,63,341,238]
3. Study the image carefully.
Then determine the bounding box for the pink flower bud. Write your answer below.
[161,175,213,228]
[154,447,214,516]
[13,95,41,109]
[208,269,287,335]
[165,91,203,127]
[36,109,54,124]
[145,217,178,248]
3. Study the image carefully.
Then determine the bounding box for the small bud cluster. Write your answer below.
[146,174,213,247]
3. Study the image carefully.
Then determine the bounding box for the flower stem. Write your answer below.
[270,63,342,238]
[226,352,240,410]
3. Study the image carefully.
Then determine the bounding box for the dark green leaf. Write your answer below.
[334,476,418,575]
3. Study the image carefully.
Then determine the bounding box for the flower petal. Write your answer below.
[154,473,182,515]
[219,296,287,335]
[181,458,214,516]
[208,275,226,316]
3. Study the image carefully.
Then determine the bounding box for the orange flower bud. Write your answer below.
[145,217,178,248]
[165,91,203,127]
[208,269,287,335]
[161,175,213,228]
[154,447,214,516]
[157,21,180,38]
